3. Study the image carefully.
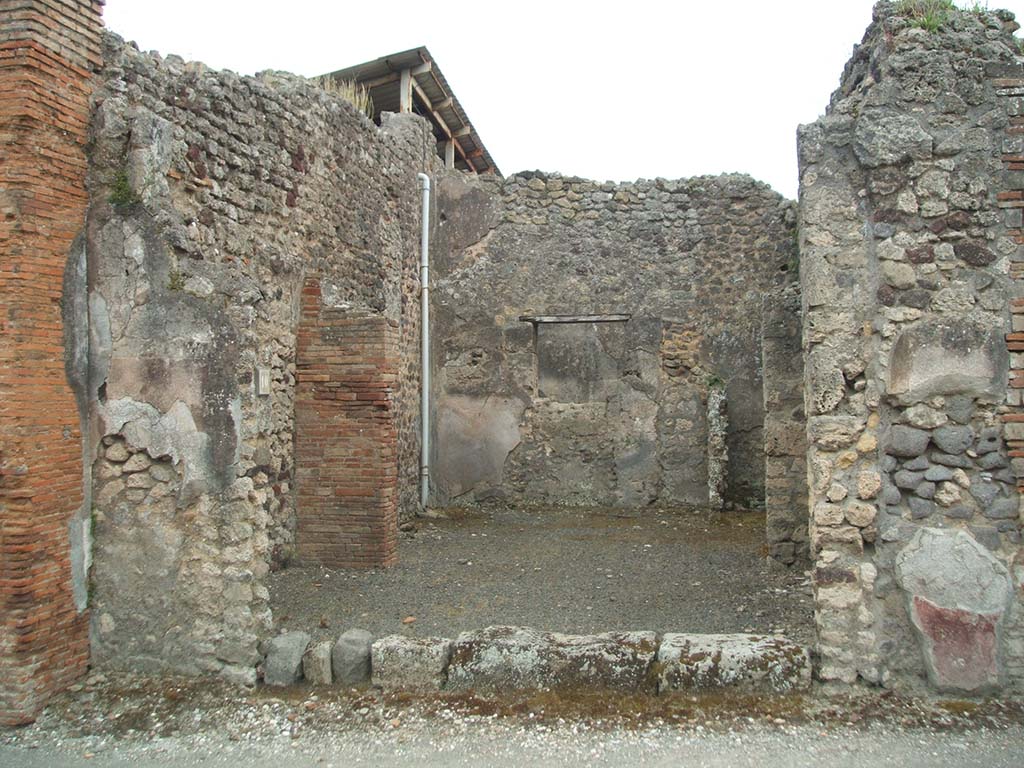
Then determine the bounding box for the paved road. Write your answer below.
[3,722,1022,768]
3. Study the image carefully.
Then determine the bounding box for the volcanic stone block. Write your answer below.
[446,626,658,693]
[886,426,930,458]
[263,631,310,686]
[302,640,333,685]
[656,634,811,693]
[371,636,453,692]
[332,629,373,685]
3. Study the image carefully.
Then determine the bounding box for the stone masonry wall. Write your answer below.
[432,171,796,509]
[799,2,1024,692]
[0,0,104,725]
[83,33,436,682]
[762,284,809,566]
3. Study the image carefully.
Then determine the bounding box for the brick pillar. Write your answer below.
[0,0,104,724]
[295,279,399,568]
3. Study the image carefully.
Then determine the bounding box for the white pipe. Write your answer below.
[417,172,431,509]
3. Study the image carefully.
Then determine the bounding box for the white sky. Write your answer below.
[103,1,1024,199]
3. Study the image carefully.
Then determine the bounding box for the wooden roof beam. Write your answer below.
[411,80,478,172]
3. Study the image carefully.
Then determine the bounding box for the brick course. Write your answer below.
[295,279,399,568]
[0,0,103,725]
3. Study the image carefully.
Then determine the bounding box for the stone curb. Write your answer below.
[263,625,811,695]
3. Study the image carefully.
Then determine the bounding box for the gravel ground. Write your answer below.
[269,506,814,645]
[3,672,1023,767]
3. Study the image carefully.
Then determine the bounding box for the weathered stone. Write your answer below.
[905,404,947,429]
[977,452,1008,471]
[826,482,849,502]
[931,452,972,469]
[105,442,130,462]
[970,480,1000,509]
[814,503,845,526]
[887,320,1007,405]
[656,634,810,693]
[924,466,954,483]
[371,636,453,692]
[857,471,882,500]
[845,501,876,528]
[122,452,152,473]
[302,640,333,685]
[932,425,974,456]
[935,482,962,508]
[881,261,916,289]
[446,626,658,693]
[853,109,933,168]
[975,427,1001,456]
[916,481,936,500]
[903,456,931,472]
[263,631,310,686]
[809,416,865,451]
[895,529,1013,693]
[332,629,373,686]
[894,470,925,490]
[886,426,930,458]
[908,497,935,519]
[983,498,1019,521]
[954,241,996,267]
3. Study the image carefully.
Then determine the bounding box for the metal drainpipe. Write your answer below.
[417,172,431,509]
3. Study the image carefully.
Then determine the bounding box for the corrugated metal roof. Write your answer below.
[324,47,500,176]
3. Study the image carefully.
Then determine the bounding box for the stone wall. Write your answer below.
[431,172,796,509]
[799,2,1024,692]
[82,33,436,682]
[0,0,104,725]
[762,285,809,566]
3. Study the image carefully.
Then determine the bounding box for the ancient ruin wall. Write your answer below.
[762,285,809,566]
[432,172,796,509]
[799,2,1024,692]
[82,34,436,682]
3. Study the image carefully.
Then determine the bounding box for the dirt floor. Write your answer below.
[268,506,815,646]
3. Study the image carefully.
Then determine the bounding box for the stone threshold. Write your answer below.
[263,625,811,696]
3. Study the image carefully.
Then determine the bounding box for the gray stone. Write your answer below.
[915,481,936,500]
[371,636,453,692]
[656,634,810,693]
[903,456,931,471]
[946,505,975,520]
[932,425,974,456]
[931,452,973,469]
[945,395,974,425]
[886,426,930,458]
[908,497,935,519]
[969,526,1002,552]
[894,470,925,490]
[977,452,1008,471]
[881,485,903,506]
[924,466,954,482]
[975,427,1001,456]
[263,631,310,686]
[446,626,658,693]
[881,455,898,472]
[332,629,373,686]
[302,640,333,685]
[983,498,1018,521]
[969,480,1000,509]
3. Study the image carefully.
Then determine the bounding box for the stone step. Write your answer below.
[363,626,810,695]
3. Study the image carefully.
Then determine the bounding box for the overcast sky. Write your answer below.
[102,1,1024,199]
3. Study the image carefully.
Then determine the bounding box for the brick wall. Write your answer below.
[0,0,104,725]
[295,279,399,568]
